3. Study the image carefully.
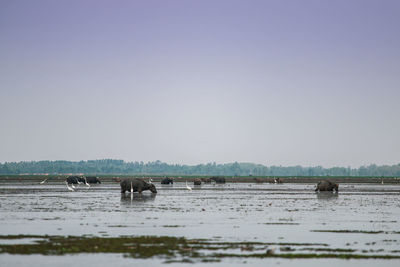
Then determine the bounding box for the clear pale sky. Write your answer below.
[1,0,399,167]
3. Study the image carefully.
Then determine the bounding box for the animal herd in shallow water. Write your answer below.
[38,175,342,194]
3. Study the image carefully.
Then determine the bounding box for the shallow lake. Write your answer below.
[0,181,399,266]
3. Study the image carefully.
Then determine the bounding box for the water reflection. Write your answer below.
[316,191,339,200]
[120,193,157,204]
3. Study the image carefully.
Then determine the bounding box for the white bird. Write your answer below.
[130,181,134,193]
[185,181,192,191]
[84,177,90,187]
[39,178,48,184]
[65,181,74,192]
[148,178,153,184]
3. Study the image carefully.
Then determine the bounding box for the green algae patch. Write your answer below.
[0,235,193,259]
[1,235,400,261]
[311,230,399,234]
[211,252,400,260]
[299,248,357,253]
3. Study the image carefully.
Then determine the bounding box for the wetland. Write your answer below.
[0,179,399,266]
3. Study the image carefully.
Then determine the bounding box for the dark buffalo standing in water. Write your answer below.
[161,177,174,184]
[210,177,226,184]
[201,178,212,183]
[84,176,101,184]
[269,177,283,184]
[66,176,85,184]
[121,178,157,194]
[193,178,202,185]
[315,180,339,192]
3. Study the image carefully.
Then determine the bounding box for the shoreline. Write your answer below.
[0,175,399,184]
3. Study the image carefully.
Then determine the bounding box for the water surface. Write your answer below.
[0,181,399,266]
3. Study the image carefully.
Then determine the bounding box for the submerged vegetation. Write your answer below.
[1,159,400,176]
[1,235,399,262]
[311,230,400,234]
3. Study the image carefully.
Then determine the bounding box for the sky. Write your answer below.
[0,0,399,167]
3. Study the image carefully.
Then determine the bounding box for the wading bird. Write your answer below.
[185,181,192,191]
[130,181,133,193]
[39,178,48,184]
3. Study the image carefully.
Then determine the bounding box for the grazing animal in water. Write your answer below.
[270,177,283,184]
[193,178,202,185]
[84,176,101,184]
[201,178,212,183]
[161,177,174,184]
[84,177,90,187]
[66,176,83,184]
[65,181,74,192]
[185,181,192,191]
[315,180,339,192]
[120,178,157,194]
[210,177,226,184]
[269,177,283,184]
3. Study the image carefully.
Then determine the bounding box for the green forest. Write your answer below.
[1,160,400,176]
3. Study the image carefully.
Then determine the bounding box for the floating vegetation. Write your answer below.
[299,248,357,253]
[262,222,300,225]
[1,235,399,261]
[311,230,400,234]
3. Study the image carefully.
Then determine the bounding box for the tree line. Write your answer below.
[1,159,400,176]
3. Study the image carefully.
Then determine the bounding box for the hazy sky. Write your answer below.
[1,0,399,167]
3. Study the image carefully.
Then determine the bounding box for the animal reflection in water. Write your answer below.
[121,193,156,203]
[316,191,339,200]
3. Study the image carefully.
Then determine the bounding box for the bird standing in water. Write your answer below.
[185,181,192,191]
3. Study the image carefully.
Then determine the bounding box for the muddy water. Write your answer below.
[0,181,399,266]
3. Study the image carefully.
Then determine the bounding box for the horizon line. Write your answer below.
[1,159,399,169]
